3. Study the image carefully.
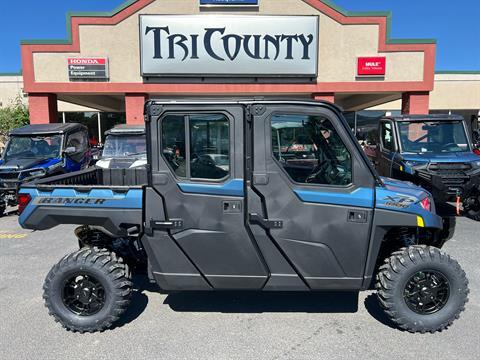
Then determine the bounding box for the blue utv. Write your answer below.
[0,123,91,215]
[371,115,480,221]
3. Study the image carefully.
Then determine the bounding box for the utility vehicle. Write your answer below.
[95,125,147,169]
[18,100,469,333]
[370,115,480,220]
[0,123,90,216]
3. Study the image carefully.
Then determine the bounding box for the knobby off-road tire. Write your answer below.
[43,247,132,333]
[376,245,469,333]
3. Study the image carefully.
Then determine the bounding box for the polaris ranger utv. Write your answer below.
[18,100,468,333]
[95,125,147,169]
[371,115,480,220]
[0,123,91,216]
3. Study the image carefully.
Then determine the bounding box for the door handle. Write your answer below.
[347,210,368,223]
[249,213,283,229]
[145,219,184,236]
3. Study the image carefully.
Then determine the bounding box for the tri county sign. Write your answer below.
[140,15,319,77]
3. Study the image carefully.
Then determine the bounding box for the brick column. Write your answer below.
[312,93,335,103]
[125,93,148,125]
[401,92,430,115]
[28,93,58,124]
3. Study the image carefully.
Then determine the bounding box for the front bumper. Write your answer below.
[414,164,480,202]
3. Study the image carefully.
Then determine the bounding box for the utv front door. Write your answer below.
[248,104,376,290]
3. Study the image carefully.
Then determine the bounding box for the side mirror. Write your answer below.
[64,146,77,155]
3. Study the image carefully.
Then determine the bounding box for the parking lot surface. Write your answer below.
[0,213,479,360]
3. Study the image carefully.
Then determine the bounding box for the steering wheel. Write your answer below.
[305,160,330,183]
[441,143,458,150]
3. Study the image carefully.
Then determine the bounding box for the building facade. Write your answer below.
[0,0,477,141]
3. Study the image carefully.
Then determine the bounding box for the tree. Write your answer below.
[0,96,29,150]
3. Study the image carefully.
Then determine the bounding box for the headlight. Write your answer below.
[28,169,46,177]
[471,160,480,169]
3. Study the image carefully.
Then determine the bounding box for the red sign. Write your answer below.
[357,57,386,76]
[68,58,106,65]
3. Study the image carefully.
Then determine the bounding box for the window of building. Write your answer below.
[380,122,394,151]
[271,113,352,186]
[161,114,230,180]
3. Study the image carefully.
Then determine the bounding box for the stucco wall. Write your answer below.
[0,75,25,107]
[32,0,425,84]
[369,74,480,111]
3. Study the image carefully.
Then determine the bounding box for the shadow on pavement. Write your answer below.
[363,294,396,329]
[164,291,359,313]
[112,275,154,329]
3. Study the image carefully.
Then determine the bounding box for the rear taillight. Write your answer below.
[419,197,431,212]
[17,193,31,215]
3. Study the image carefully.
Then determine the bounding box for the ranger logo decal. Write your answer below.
[33,197,110,206]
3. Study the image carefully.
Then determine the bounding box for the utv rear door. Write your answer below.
[144,103,268,290]
[247,103,376,290]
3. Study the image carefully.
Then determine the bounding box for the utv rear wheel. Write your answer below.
[43,247,132,333]
[376,246,469,333]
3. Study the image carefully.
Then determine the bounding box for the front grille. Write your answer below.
[428,162,472,171]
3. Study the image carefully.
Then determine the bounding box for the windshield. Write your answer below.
[398,121,470,154]
[4,135,62,161]
[102,134,146,158]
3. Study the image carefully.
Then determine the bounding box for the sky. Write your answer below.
[0,0,478,73]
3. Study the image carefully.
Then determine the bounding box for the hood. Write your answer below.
[379,177,427,200]
[401,152,480,164]
[0,157,61,172]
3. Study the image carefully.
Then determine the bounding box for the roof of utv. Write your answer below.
[9,123,85,136]
[146,98,343,113]
[105,125,145,136]
[382,114,464,122]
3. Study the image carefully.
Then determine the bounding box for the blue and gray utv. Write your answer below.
[0,123,91,215]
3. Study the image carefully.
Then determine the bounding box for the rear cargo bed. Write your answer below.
[18,167,147,235]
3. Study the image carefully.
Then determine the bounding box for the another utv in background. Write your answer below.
[370,114,480,220]
[0,123,91,215]
[95,125,147,169]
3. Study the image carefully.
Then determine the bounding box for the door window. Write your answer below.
[66,131,88,153]
[380,122,394,151]
[162,115,187,177]
[161,114,230,180]
[271,114,352,186]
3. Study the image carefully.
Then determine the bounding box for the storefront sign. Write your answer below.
[67,58,109,80]
[140,15,319,77]
[200,0,259,5]
[357,57,386,76]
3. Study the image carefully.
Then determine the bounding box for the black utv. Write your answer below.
[18,100,469,334]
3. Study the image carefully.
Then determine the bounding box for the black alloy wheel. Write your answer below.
[62,273,106,316]
[403,270,450,315]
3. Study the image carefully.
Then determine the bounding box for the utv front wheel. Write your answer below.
[376,246,469,333]
[43,247,132,333]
